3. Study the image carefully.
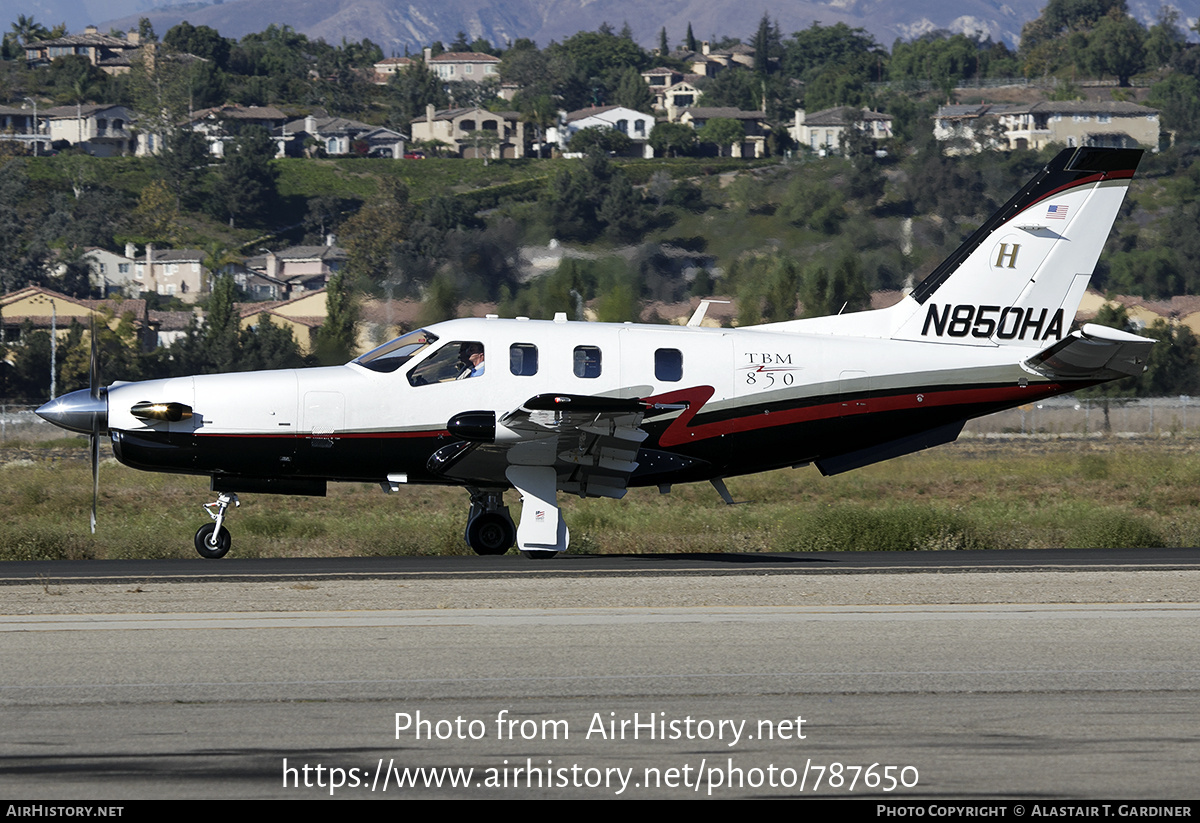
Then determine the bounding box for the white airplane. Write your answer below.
[38,147,1154,559]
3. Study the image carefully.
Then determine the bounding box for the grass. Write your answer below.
[0,436,1196,560]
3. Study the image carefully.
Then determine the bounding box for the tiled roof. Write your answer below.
[430,52,500,62]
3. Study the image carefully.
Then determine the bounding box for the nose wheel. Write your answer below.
[195,523,232,559]
[196,492,238,559]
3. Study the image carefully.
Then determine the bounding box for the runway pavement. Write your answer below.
[1,552,1198,799]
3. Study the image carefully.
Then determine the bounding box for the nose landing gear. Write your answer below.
[464,488,516,555]
[195,492,239,559]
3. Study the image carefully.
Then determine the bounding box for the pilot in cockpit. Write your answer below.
[457,342,485,379]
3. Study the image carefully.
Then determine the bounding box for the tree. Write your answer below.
[199,274,240,373]
[1149,74,1200,139]
[315,269,359,364]
[128,45,193,147]
[132,179,180,242]
[658,27,669,56]
[211,125,278,228]
[341,178,415,284]
[697,118,745,156]
[613,66,653,111]
[163,21,231,68]
[10,15,49,45]
[1144,6,1186,68]
[388,60,447,129]
[686,23,697,53]
[518,93,556,159]
[1084,9,1147,86]
[156,128,210,210]
[649,122,697,157]
[597,175,648,243]
[240,314,305,370]
[568,125,632,155]
[752,14,781,76]
[463,129,501,163]
[138,17,158,43]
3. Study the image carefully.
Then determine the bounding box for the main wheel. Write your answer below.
[466,512,515,556]
[194,523,232,559]
[521,550,559,560]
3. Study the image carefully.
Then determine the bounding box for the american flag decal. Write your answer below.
[535,510,545,522]
[1047,204,1068,219]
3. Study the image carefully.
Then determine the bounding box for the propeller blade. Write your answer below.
[90,424,98,535]
[89,315,100,533]
[89,315,100,400]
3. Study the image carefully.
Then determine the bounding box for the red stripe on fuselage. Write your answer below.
[649,383,1068,447]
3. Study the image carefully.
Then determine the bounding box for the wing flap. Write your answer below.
[437,394,651,498]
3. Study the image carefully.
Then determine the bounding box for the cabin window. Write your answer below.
[655,348,683,382]
[510,343,538,376]
[573,346,602,378]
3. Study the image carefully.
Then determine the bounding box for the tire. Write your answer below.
[195,523,232,559]
[465,512,515,556]
[520,550,559,560]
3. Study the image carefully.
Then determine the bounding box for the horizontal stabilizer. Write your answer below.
[1022,323,1154,381]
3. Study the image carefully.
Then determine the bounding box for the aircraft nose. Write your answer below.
[36,388,108,435]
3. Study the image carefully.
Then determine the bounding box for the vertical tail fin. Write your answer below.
[892,147,1142,348]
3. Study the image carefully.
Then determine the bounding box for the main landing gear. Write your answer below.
[463,487,517,556]
[195,492,238,559]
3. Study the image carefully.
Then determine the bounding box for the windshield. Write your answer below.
[353,329,438,373]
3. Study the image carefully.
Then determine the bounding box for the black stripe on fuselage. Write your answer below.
[110,378,1094,491]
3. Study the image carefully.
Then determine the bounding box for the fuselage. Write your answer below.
[103,313,1081,490]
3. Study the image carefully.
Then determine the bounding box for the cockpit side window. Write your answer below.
[354,329,437,373]
[408,341,485,385]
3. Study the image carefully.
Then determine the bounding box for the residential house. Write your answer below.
[424,48,501,83]
[0,285,155,348]
[669,49,721,78]
[238,290,328,355]
[187,104,290,157]
[677,107,770,158]
[642,66,682,88]
[0,105,48,154]
[132,246,209,302]
[1000,101,1158,151]
[640,68,703,113]
[790,107,893,154]
[42,104,138,156]
[373,56,414,83]
[51,246,139,296]
[282,114,404,157]
[933,101,1159,153]
[555,105,655,157]
[243,242,347,300]
[932,104,1008,153]
[24,27,143,74]
[409,105,526,159]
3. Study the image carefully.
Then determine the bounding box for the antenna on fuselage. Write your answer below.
[687,299,730,327]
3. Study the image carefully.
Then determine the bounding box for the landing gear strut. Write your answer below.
[464,488,516,555]
[195,492,239,559]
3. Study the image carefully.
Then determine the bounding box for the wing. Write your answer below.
[1022,323,1154,381]
[431,394,657,499]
